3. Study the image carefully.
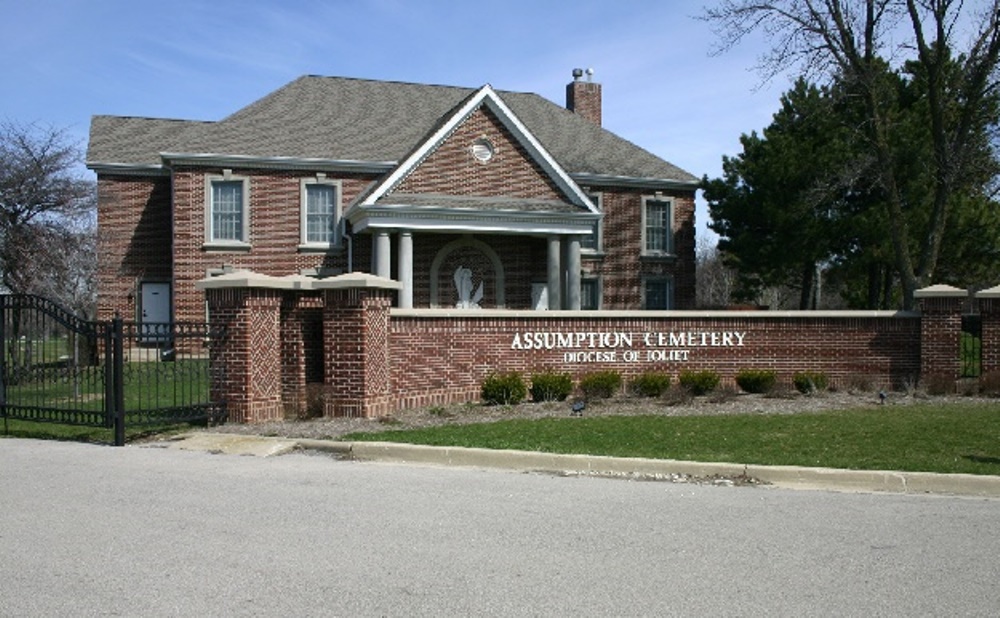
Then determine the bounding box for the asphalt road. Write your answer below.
[2,438,998,617]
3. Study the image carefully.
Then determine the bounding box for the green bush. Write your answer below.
[678,369,720,396]
[629,371,672,397]
[579,370,622,400]
[530,371,573,402]
[481,372,527,406]
[980,370,1000,397]
[735,369,777,394]
[793,371,829,394]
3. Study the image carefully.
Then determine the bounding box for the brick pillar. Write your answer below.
[316,274,401,418]
[976,285,1000,376]
[198,273,288,423]
[915,284,968,385]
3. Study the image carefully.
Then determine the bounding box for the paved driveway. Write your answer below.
[2,438,998,616]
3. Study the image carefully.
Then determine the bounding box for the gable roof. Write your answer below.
[360,84,596,212]
[87,75,698,186]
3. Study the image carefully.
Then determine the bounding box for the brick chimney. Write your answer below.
[566,68,602,126]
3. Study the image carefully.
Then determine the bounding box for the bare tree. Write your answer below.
[0,120,95,297]
[703,0,1000,308]
[695,237,739,308]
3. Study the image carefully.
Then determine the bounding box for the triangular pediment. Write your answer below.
[352,85,598,229]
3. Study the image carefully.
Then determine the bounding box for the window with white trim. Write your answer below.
[581,192,602,252]
[205,173,250,246]
[642,196,673,256]
[300,177,342,248]
[644,277,673,310]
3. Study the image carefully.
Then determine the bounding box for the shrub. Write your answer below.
[793,371,829,394]
[735,369,777,394]
[980,370,1000,397]
[530,371,573,402]
[923,373,955,396]
[678,369,720,396]
[481,372,527,406]
[661,385,694,407]
[579,370,622,400]
[629,371,672,397]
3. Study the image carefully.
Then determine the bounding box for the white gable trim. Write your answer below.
[360,85,598,214]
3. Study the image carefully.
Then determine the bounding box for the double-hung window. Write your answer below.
[205,173,250,247]
[580,192,602,252]
[642,196,673,256]
[300,177,341,249]
[644,277,673,310]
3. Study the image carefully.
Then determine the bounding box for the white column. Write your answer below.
[398,230,413,308]
[566,235,582,310]
[374,231,391,278]
[547,236,562,310]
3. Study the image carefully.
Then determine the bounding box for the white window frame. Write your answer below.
[641,196,674,257]
[299,176,343,250]
[643,276,674,310]
[204,171,250,249]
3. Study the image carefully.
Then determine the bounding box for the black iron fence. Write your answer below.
[961,313,982,378]
[0,294,227,445]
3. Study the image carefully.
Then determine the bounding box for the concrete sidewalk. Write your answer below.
[156,432,1000,498]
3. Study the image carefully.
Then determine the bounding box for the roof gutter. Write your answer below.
[159,152,397,174]
[570,173,700,191]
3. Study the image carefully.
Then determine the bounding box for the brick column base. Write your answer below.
[199,276,286,423]
[915,285,968,388]
[317,274,401,418]
[976,286,1000,378]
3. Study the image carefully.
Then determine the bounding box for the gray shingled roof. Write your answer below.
[87,75,697,183]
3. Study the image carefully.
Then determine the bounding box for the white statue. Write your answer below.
[454,266,483,309]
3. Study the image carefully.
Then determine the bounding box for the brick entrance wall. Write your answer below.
[387,310,922,410]
[201,275,987,422]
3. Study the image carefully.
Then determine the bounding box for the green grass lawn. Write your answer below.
[344,402,1000,476]
[0,418,194,444]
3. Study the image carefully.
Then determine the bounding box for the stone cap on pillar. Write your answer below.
[196,270,308,290]
[196,270,401,292]
[975,285,1000,299]
[913,284,967,298]
[312,272,402,290]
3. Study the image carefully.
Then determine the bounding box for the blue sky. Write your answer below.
[3,0,791,241]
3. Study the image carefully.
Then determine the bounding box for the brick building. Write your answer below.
[87,71,698,325]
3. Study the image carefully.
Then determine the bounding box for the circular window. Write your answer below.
[471,138,494,162]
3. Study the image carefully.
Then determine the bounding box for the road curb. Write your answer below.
[337,440,1000,498]
[165,434,1000,498]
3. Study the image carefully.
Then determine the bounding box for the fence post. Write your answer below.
[111,316,125,446]
[915,284,968,388]
[976,285,1000,378]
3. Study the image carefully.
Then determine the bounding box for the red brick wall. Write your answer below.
[97,164,699,322]
[96,175,172,321]
[396,106,564,200]
[977,297,998,376]
[205,288,284,422]
[169,167,374,323]
[918,296,964,381]
[581,187,696,309]
[323,288,395,417]
[387,312,921,410]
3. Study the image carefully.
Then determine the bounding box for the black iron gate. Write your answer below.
[0,294,227,446]
[961,313,982,378]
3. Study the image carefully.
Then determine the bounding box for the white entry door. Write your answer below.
[140,282,171,343]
